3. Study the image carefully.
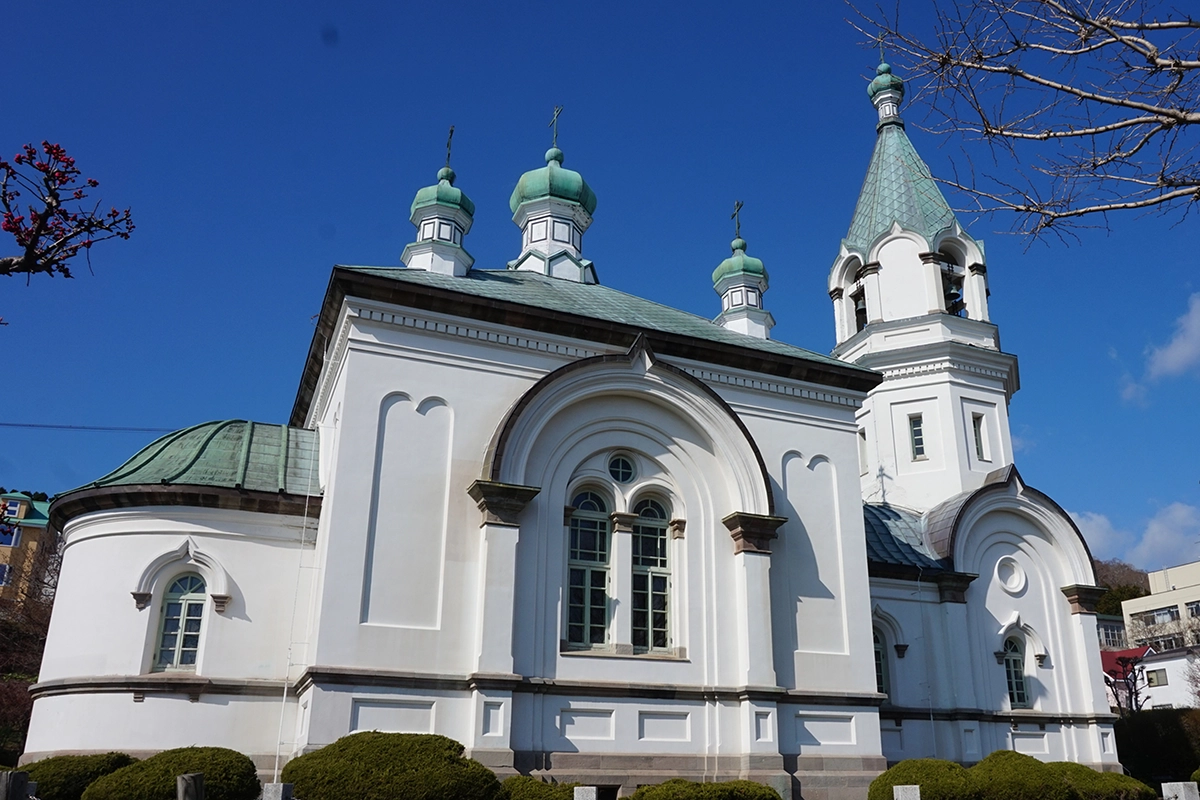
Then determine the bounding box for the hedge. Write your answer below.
[870,754,1155,800]
[23,753,137,800]
[1045,762,1155,800]
[868,759,978,800]
[502,775,581,800]
[629,778,782,800]
[280,732,504,800]
[80,747,259,800]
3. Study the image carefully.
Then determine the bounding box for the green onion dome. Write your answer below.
[411,166,476,217]
[509,148,598,215]
[867,62,905,100]
[711,238,768,285]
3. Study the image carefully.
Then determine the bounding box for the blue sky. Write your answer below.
[2,1,1196,572]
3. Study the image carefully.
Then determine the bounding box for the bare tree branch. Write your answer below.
[849,0,1200,236]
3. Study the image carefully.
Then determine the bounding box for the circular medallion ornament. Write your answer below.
[995,556,1027,595]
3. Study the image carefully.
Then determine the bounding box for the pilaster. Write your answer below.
[467,481,540,674]
[723,512,787,687]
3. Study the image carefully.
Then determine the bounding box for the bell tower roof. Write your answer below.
[844,63,965,255]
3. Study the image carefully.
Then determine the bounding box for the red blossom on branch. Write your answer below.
[0,140,134,283]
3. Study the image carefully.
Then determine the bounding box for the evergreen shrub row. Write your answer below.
[81,747,259,800]
[23,753,137,800]
[280,731,506,800]
[869,751,1155,800]
[629,777,782,799]
[502,775,581,800]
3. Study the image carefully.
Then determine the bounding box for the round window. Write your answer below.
[608,455,636,483]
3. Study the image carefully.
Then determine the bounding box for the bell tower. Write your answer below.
[829,63,1019,512]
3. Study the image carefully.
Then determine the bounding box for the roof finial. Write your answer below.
[731,200,744,240]
[879,37,885,64]
[445,125,455,168]
[549,105,563,148]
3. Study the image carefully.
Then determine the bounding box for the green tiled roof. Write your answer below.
[844,122,962,255]
[79,420,320,497]
[342,266,871,374]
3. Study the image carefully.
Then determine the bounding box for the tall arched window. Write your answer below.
[632,498,670,652]
[873,629,890,697]
[1004,637,1028,707]
[154,574,206,672]
[567,491,610,647]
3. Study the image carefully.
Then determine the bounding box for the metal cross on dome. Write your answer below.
[445,125,455,167]
[731,200,744,239]
[549,105,563,148]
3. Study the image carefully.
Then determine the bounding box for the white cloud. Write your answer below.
[1127,503,1200,571]
[1070,504,1200,570]
[1147,292,1200,379]
[1070,510,1134,561]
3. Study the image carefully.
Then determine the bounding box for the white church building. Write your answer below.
[25,64,1118,799]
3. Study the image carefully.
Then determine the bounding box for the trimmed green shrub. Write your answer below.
[1044,762,1155,800]
[629,778,782,800]
[502,775,580,800]
[868,759,977,800]
[81,747,258,800]
[969,750,1073,800]
[280,732,504,800]
[24,753,137,800]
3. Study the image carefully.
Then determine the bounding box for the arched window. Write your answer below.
[632,498,670,652]
[154,574,206,672]
[873,629,890,697]
[1004,637,1028,707]
[567,491,610,647]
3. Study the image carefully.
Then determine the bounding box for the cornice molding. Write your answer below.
[293,666,883,707]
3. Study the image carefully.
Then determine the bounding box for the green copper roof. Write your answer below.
[843,118,961,254]
[411,166,475,217]
[509,148,598,216]
[867,62,904,100]
[344,266,872,374]
[712,238,768,286]
[80,420,320,496]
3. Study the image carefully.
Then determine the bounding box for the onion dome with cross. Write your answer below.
[401,127,476,277]
[507,107,599,283]
[712,203,774,340]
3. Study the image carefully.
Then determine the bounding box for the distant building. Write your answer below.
[0,492,53,612]
[1122,561,1200,651]
[1097,614,1128,651]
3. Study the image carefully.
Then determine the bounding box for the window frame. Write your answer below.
[1146,668,1169,687]
[909,414,926,460]
[631,497,671,653]
[0,564,9,586]
[0,524,19,548]
[1004,637,1029,708]
[152,573,207,673]
[873,629,890,697]
[972,413,989,461]
[566,490,612,649]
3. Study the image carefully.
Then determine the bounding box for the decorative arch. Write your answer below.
[927,466,1097,588]
[871,604,906,649]
[483,335,774,516]
[131,537,232,613]
[996,610,1049,667]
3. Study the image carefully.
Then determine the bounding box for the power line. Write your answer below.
[0,422,175,433]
